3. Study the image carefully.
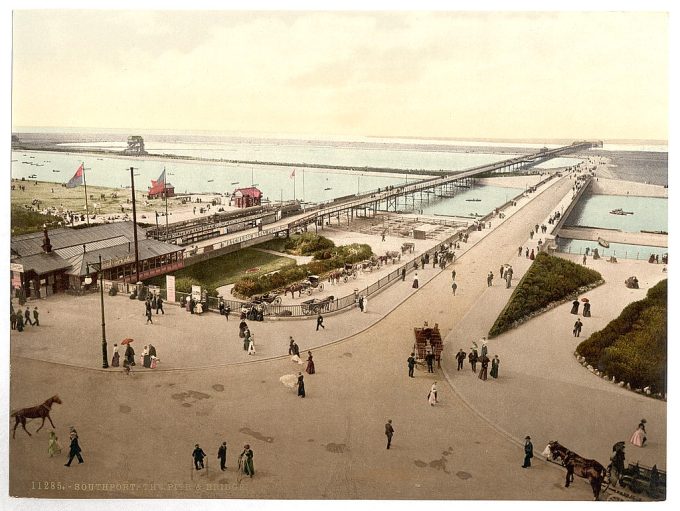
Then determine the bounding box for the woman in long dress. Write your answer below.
[570,299,580,315]
[240,444,254,477]
[630,419,647,447]
[48,431,61,457]
[490,355,500,379]
[142,345,151,368]
[428,382,438,406]
[583,302,591,317]
[111,344,120,367]
[306,351,315,374]
[412,273,419,289]
[297,372,306,398]
[247,336,256,356]
[195,301,203,315]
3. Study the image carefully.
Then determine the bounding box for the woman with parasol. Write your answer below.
[582,297,591,317]
[122,339,135,368]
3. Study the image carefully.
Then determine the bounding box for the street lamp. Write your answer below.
[85,254,109,369]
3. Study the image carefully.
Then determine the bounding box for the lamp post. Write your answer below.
[85,254,108,369]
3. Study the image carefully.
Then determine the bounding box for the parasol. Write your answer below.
[581,298,589,303]
[279,374,298,390]
[121,338,134,345]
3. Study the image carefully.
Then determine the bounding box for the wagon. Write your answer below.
[301,295,335,315]
[251,292,282,305]
[302,275,324,295]
[413,324,443,368]
[617,462,666,500]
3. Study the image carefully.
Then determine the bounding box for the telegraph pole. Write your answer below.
[82,161,91,226]
[129,167,141,283]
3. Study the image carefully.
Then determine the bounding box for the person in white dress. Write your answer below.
[247,336,256,356]
[363,296,368,313]
[428,382,438,406]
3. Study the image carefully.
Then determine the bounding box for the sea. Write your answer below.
[11,132,668,257]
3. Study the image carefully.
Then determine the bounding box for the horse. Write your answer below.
[547,441,607,500]
[11,395,62,439]
[284,283,304,298]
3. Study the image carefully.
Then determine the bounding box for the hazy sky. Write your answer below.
[11,10,668,141]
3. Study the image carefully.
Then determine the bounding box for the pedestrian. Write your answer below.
[499,265,504,279]
[224,305,230,320]
[525,247,529,258]
[582,254,587,265]
[111,344,120,367]
[480,339,488,359]
[297,372,306,398]
[451,281,457,295]
[243,329,251,351]
[316,314,325,331]
[195,301,203,315]
[425,348,435,373]
[142,345,151,368]
[609,442,625,486]
[573,318,583,337]
[145,304,153,324]
[385,419,395,449]
[401,267,406,281]
[247,335,256,355]
[455,349,466,370]
[239,444,254,477]
[478,354,490,380]
[358,295,364,312]
[217,442,227,471]
[363,295,368,313]
[630,419,647,447]
[151,295,158,312]
[16,309,24,332]
[156,296,164,314]
[192,444,206,470]
[305,351,315,374]
[289,337,300,357]
[48,431,62,457]
[529,249,535,260]
[412,273,419,289]
[530,230,534,240]
[518,246,522,256]
[219,299,225,316]
[490,355,500,378]
[521,436,533,468]
[505,267,513,288]
[24,308,33,326]
[570,299,580,315]
[468,349,478,372]
[10,305,16,330]
[487,271,493,286]
[451,269,456,280]
[407,352,416,378]
[428,382,438,406]
[124,343,135,367]
[64,429,84,467]
[33,306,40,326]
[583,302,591,317]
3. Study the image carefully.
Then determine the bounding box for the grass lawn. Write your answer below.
[147,248,297,292]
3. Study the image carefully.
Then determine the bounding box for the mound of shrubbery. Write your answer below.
[577,280,667,394]
[11,205,63,236]
[284,233,335,255]
[233,242,372,297]
[488,252,603,337]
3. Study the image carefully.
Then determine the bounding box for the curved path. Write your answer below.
[9,172,646,500]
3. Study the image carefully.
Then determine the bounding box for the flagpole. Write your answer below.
[165,169,169,242]
[293,170,296,202]
[129,166,141,283]
[302,168,305,203]
[82,161,90,226]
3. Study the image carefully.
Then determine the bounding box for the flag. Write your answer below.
[156,169,166,185]
[66,164,84,188]
[290,169,296,179]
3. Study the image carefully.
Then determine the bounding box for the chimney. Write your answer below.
[41,227,52,253]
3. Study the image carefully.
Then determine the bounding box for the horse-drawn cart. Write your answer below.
[301,296,335,315]
[617,462,666,500]
[413,324,443,368]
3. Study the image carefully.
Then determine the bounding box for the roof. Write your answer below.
[11,222,146,257]
[18,252,72,276]
[67,238,184,276]
[233,187,262,198]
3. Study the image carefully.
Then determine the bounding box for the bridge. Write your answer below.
[152,141,598,260]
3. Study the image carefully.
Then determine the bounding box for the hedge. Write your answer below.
[488,252,602,337]
[577,280,667,393]
[233,243,372,297]
[284,233,335,255]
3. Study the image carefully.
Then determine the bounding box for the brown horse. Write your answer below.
[11,395,62,438]
[547,441,607,500]
[284,283,305,298]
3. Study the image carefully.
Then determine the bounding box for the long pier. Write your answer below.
[174,141,598,262]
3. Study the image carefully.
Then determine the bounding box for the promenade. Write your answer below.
[8,169,666,500]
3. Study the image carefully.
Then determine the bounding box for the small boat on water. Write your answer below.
[597,237,610,248]
[465,198,481,202]
[324,187,332,191]
[207,179,214,183]
[97,158,104,160]
[28,174,37,179]
[231,181,239,185]
[52,169,61,173]
[610,208,634,215]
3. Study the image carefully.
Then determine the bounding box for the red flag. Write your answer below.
[66,164,84,188]
[290,169,296,179]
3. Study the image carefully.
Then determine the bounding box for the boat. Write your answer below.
[28,174,37,179]
[97,158,104,160]
[52,169,61,173]
[207,179,214,183]
[231,181,239,185]
[597,237,610,248]
[324,187,332,191]
[609,208,634,215]
[465,198,481,202]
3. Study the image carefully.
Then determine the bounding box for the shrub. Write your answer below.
[577,280,667,393]
[489,252,602,337]
[284,233,335,255]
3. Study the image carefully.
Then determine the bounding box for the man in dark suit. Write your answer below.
[407,353,416,378]
[455,349,466,370]
[217,442,227,471]
[193,444,206,470]
[64,431,84,466]
[522,436,533,468]
[385,420,395,449]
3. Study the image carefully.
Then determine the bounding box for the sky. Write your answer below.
[10,10,669,141]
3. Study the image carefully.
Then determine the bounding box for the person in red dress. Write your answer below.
[306,351,315,374]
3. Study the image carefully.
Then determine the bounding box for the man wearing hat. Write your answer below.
[192,444,206,470]
[217,442,228,471]
[522,436,534,468]
[385,419,395,449]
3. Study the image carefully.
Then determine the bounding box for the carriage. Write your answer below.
[251,292,282,305]
[301,296,335,315]
[401,242,415,254]
[302,275,324,295]
[617,462,666,500]
[413,324,443,369]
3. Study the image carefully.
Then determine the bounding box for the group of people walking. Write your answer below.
[10,304,39,332]
[144,295,164,323]
[192,442,254,477]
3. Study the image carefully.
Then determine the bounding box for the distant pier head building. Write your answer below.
[123,135,148,155]
[230,187,262,208]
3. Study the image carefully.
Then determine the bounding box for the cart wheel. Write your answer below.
[274,297,282,305]
[353,272,357,279]
[343,276,348,283]
[307,288,312,295]
[319,283,324,291]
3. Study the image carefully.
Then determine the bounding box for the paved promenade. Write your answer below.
[8,169,666,500]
